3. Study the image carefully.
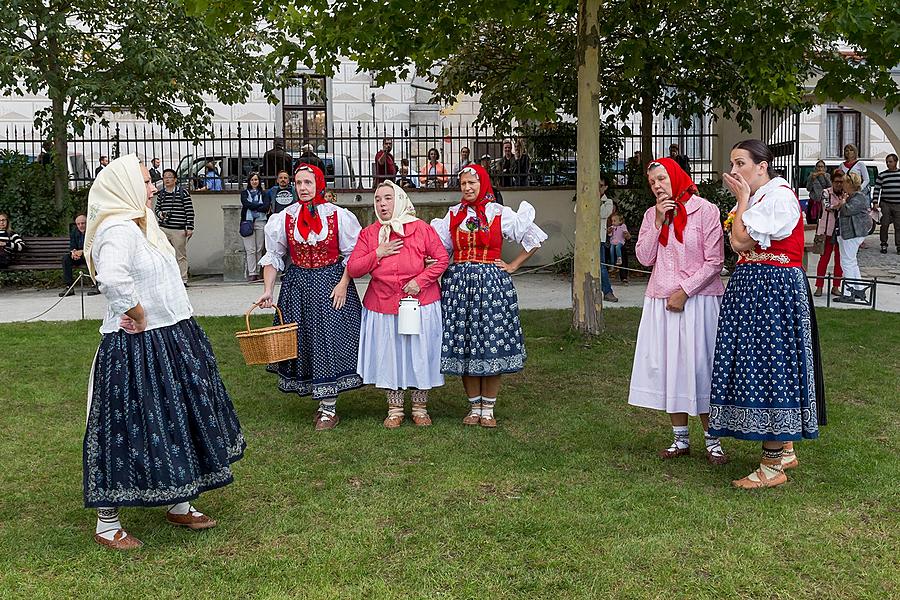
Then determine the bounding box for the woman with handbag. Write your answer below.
[240,172,270,281]
[813,169,846,297]
[805,160,830,225]
[832,171,873,303]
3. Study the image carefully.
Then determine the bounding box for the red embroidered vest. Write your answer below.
[737,186,805,269]
[452,213,503,263]
[286,211,341,268]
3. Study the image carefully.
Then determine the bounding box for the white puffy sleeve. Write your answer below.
[742,189,800,249]
[92,223,139,316]
[500,201,548,252]
[337,206,362,260]
[259,211,288,271]
[430,208,454,254]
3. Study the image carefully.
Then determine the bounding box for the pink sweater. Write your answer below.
[635,195,725,299]
[347,219,449,314]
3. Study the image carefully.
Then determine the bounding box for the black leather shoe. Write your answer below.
[58,288,75,297]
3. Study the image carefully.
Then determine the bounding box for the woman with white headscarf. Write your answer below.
[348,181,449,427]
[82,155,245,550]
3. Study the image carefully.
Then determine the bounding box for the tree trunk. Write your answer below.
[51,93,68,211]
[571,0,604,335]
[640,93,653,170]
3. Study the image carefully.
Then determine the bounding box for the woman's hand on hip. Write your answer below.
[255,291,274,309]
[119,314,147,334]
[494,258,516,274]
[402,279,421,296]
[331,281,348,310]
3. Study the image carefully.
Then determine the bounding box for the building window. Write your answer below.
[826,107,861,158]
[282,75,327,151]
[661,115,707,161]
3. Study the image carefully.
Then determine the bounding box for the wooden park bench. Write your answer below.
[6,236,70,271]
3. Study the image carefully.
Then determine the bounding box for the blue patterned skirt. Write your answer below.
[83,318,245,508]
[708,264,824,441]
[440,262,526,376]
[268,261,363,400]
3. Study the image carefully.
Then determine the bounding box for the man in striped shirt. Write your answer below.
[874,153,900,254]
[154,168,195,283]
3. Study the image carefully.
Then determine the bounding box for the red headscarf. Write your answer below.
[649,157,697,246]
[293,163,328,239]
[450,163,497,247]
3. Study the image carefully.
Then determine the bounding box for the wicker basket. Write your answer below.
[235,303,298,365]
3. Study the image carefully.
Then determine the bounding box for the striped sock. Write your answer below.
[467,396,482,417]
[386,390,404,419]
[96,507,122,541]
[704,431,724,457]
[481,397,496,419]
[411,390,428,418]
[669,425,690,451]
[319,399,337,418]
[761,447,785,478]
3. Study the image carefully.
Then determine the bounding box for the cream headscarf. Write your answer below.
[83,154,174,280]
[375,180,418,244]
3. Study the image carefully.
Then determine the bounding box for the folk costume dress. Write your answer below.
[629,159,725,416]
[348,182,450,391]
[259,164,364,404]
[82,155,245,509]
[708,177,826,441]
[430,164,547,376]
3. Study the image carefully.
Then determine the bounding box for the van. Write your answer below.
[794,160,880,201]
[175,154,264,190]
[288,151,357,189]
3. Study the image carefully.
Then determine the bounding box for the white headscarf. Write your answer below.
[375,180,418,244]
[83,154,174,280]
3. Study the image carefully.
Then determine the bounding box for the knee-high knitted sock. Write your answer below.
[760,446,785,479]
[411,390,429,417]
[319,398,337,418]
[481,397,496,419]
[96,507,122,541]
[666,425,690,452]
[386,389,404,418]
[467,396,482,417]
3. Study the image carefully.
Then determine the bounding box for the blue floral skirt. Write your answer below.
[83,318,245,508]
[708,264,825,441]
[440,262,526,376]
[268,261,363,400]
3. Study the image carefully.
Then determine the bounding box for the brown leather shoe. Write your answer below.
[706,448,729,465]
[312,410,322,425]
[412,413,432,426]
[315,413,340,431]
[732,467,787,489]
[166,511,217,530]
[658,446,690,459]
[94,529,143,550]
[383,414,404,429]
[462,413,481,426]
[479,416,497,428]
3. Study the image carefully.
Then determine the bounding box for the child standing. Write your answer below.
[608,213,629,266]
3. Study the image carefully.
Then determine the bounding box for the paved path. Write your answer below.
[2,234,898,324]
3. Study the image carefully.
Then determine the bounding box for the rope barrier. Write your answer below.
[24,272,89,322]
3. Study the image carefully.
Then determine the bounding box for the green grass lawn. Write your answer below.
[0,309,898,599]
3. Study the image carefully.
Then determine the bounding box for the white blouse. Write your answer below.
[837,161,870,195]
[91,219,193,334]
[259,202,362,272]
[741,177,801,249]
[430,201,548,254]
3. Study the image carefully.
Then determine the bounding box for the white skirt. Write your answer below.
[357,302,445,390]
[628,295,722,416]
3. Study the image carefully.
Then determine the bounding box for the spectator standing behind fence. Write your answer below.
[833,171,873,303]
[297,144,326,173]
[625,151,643,186]
[262,137,293,188]
[95,155,109,177]
[515,139,530,186]
[497,139,517,187]
[59,214,100,296]
[39,141,53,166]
[374,137,397,186]
[240,172,270,282]
[419,148,449,188]
[267,170,296,214]
[813,169,846,298]
[805,160,830,225]
[155,168,194,284]
[397,159,418,190]
[0,212,25,268]
[451,147,473,187]
[149,158,163,185]
[198,161,223,191]
[669,144,690,176]
[837,144,870,197]
[874,153,900,254]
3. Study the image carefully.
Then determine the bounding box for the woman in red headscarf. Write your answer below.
[430,164,547,427]
[628,158,728,465]
[255,163,363,430]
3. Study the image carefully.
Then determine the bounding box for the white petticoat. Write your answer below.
[628,295,722,416]
[357,302,444,390]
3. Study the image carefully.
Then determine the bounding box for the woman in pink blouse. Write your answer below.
[628,158,728,465]
[348,181,449,427]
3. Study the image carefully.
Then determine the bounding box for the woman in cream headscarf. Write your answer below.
[347,181,449,427]
[83,155,245,550]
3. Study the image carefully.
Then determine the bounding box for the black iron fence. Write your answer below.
[1,117,718,191]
